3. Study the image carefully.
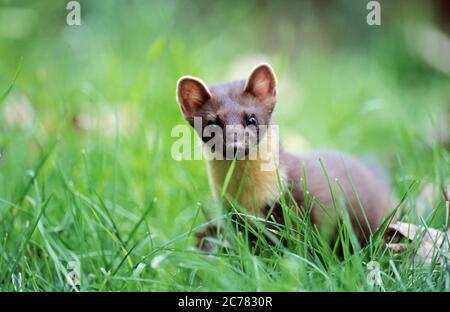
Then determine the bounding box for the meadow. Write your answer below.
[0,0,449,291]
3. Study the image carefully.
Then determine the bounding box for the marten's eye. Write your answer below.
[246,114,258,126]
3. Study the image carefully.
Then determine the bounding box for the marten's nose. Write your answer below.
[227,142,244,159]
[232,132,238,144]
[232,144,239,156]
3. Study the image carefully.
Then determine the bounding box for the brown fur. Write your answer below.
[176,63,393,248]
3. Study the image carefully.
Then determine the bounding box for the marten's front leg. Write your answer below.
[194,219,262,252]
[195,224,222,252]
[194,203,286,252]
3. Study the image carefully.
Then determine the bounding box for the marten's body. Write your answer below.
[176,63,392,248]
[207,147,391,243]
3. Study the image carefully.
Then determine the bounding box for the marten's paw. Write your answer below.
[195,225,221,252]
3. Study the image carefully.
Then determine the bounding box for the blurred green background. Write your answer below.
[0,0,449,291]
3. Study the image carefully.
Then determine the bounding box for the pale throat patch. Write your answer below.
[205,128,284,216]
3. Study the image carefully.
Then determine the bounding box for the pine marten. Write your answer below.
[176,63,393,250]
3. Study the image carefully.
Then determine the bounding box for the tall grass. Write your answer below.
[0,0,449,291]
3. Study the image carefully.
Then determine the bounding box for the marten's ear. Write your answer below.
[176,76,211,117]
[244,63,277,100]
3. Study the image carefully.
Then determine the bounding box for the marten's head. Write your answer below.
[176,63,277,159]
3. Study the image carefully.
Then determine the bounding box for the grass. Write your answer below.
[0,0,449,291]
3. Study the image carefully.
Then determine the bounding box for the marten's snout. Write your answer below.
[224,126,247,159]
[228,143,245,158]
